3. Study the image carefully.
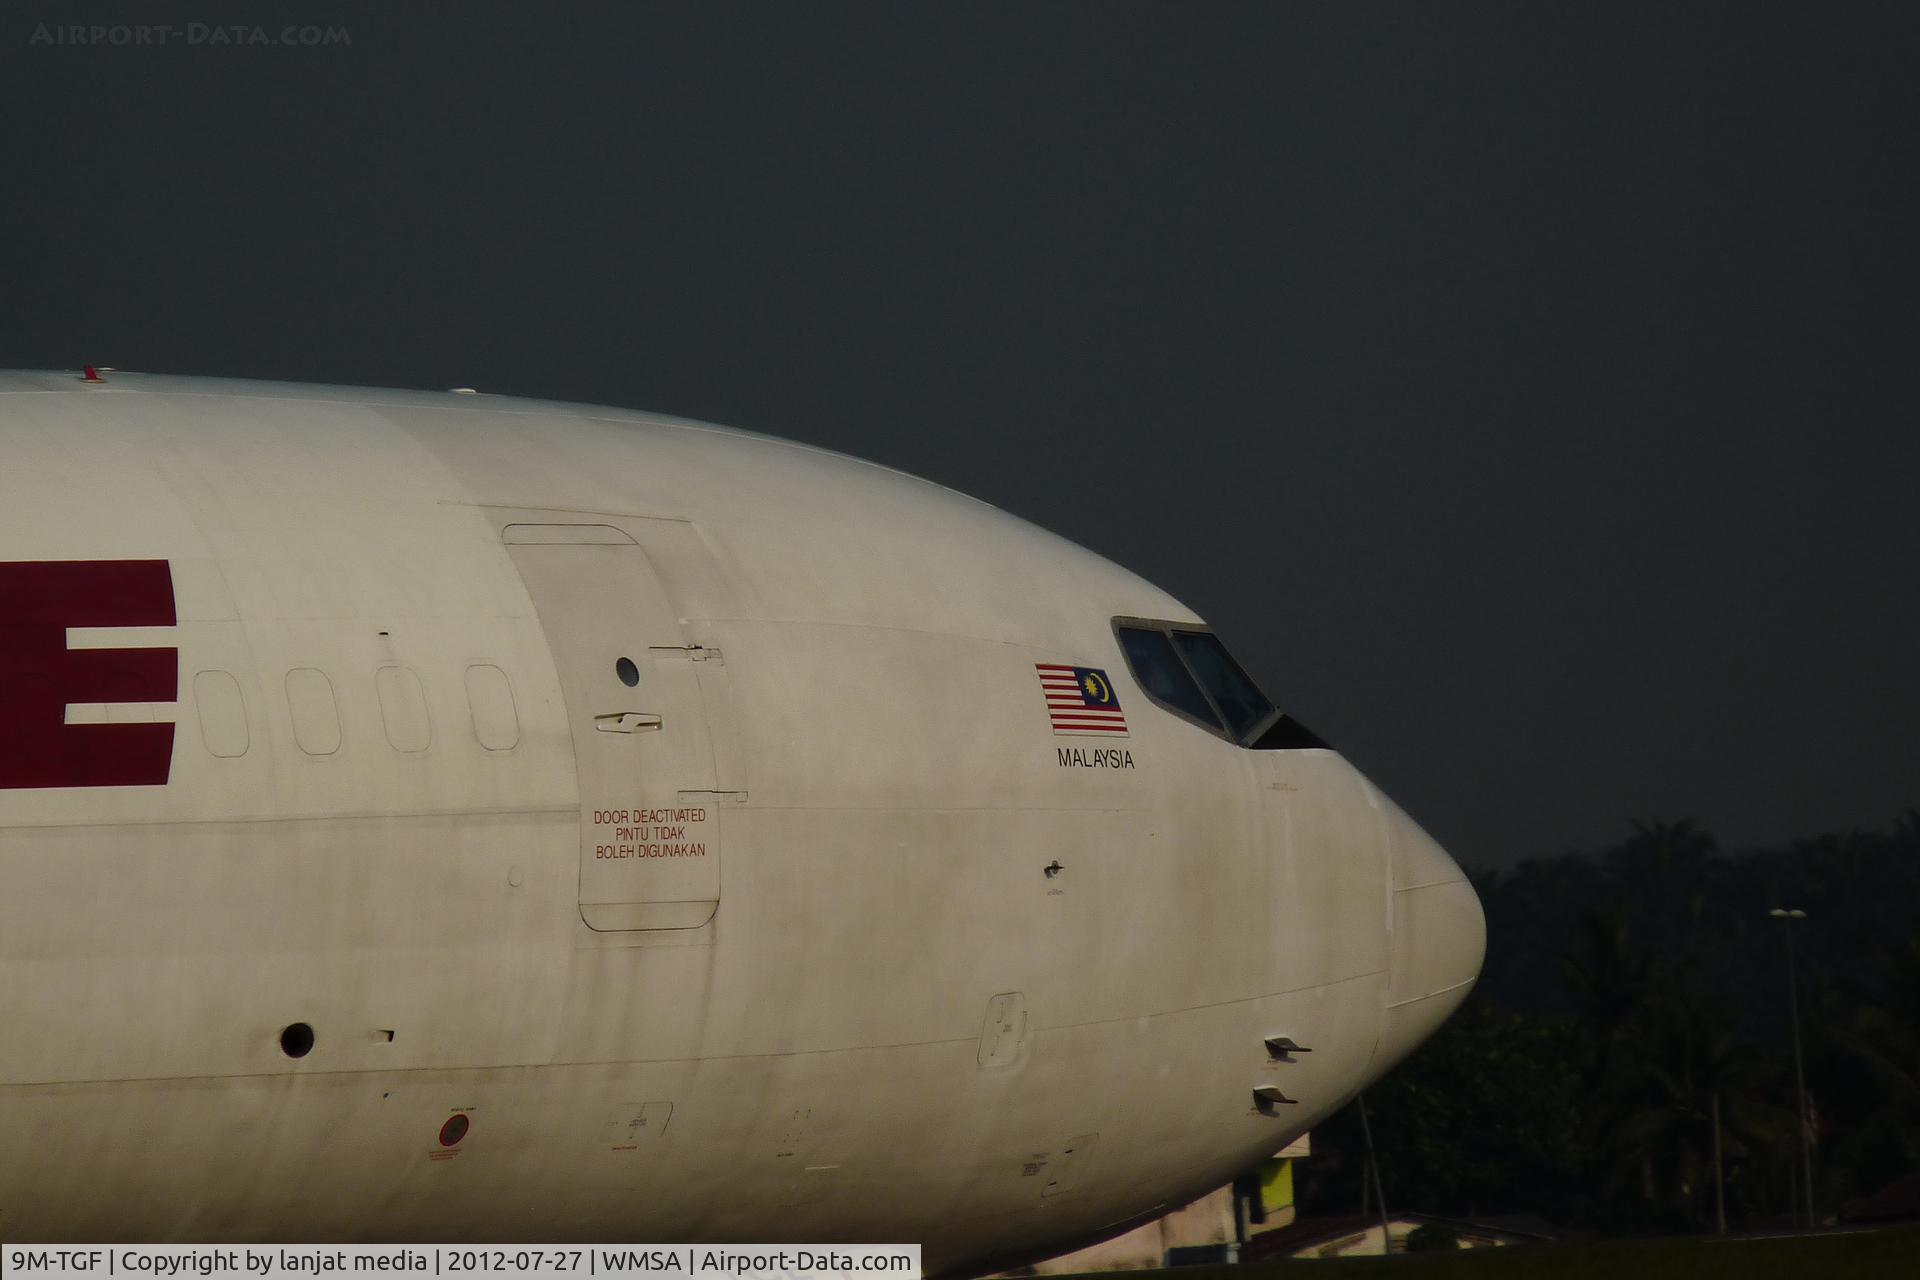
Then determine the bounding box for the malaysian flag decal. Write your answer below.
[1036,663,1129,736]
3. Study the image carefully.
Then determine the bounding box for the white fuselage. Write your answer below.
[0,374,1482,1273]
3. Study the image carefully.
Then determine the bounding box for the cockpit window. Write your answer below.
[1115,626,1223,732]
[1170,630,1276,740]
[1112,617,1327,750]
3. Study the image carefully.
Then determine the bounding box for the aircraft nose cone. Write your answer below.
[1373,797,1486,1074]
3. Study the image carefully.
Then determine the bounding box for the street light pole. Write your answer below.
[1769,907,1815,1229]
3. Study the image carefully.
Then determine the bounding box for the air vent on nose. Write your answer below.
[1264,1035,1312,1061]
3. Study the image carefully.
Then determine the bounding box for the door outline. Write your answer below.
[493,510,735,931]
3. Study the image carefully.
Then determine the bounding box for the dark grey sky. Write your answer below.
[5,3,1916,867]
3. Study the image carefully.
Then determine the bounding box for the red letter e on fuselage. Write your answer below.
[0,560,178,788]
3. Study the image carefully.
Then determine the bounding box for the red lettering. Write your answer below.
[0,560,177,788]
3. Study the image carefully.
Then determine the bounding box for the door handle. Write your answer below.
[594,712,663,734]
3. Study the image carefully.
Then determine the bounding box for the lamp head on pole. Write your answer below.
[1768,908,1808,920]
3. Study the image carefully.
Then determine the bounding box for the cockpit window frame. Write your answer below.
[1110,616,1290,749]
[1112,621,1230,739]
[1168,628,1284,743]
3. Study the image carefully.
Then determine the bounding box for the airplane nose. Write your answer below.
[1372,794,1486,1074]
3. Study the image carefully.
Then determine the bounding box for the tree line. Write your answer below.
[1297,813,1920,1235]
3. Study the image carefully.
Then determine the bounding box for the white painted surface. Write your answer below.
[0,373,1484,1274]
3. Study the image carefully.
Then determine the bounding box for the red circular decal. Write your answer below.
[439,1114,470,1147]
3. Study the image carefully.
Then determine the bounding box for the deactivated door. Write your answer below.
[497,513,726,931]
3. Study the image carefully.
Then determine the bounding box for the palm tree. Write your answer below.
[1591,983,1798,1231]
[1813,934,1920,1208]
[1559,906,1651,1087]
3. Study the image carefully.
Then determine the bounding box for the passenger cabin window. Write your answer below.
[1112,618,1326,750]
[193,670,250,758]
[375,664,433,753]
[285,668,342,756]
[465,664,520,751]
